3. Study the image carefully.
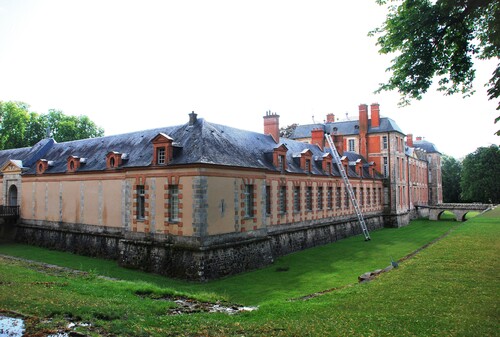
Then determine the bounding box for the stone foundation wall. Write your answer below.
[14,215,385,281]
[269,215,384,257]
[382,211,411,228]
[16,223,121,259]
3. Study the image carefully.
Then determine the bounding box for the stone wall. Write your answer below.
[15,214,385,281]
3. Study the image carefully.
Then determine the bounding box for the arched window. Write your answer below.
[8,185,17,206]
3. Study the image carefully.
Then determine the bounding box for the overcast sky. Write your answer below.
[0,0,497,159]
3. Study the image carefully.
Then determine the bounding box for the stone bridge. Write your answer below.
[418,203,493,222]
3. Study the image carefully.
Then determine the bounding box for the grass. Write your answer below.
[0,211,498,336]
[439,210,480,221]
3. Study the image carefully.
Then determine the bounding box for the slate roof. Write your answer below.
[0,116,383,179]
[0,138,55,169]
[290,117,405,139]
[413,139,440,154]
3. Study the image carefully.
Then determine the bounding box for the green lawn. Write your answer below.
[0,210,498,336]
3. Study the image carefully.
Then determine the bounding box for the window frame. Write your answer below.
[293,186,301,212]
[305,186,313,211]
[136,185,145,220]
[317,186,324,210]
[243,184,254,218]
[279,185,287,214]
[157,147,166,165]
[169,185,179,222]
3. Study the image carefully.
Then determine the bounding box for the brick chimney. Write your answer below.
[407,133,414,147]
[311,128,324,150]
[333,134,344,155]
[263,110,280,143]
[326,113,335,123]
[359,104,368,158]
[370,103,380,128]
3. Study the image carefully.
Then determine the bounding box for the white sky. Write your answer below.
[0,0,498,159]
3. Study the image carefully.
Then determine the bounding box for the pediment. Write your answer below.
[152,133,173,144]
[1,160,23,174]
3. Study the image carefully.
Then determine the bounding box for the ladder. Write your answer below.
[325,133,371,241]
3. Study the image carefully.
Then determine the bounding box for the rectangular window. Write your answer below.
[317,186,324,210]
[382,135,388,149]
[294,186,301,212]
[397,158,400,179]
[327,187,333,209]
[244,185,254,217]
[401,158,404,179]
[367,187,371,206]
[360,187,364,206]
[383,157,388,177]
[326,162,331,174]
[344,188,349,209]
[279,185,287,213]
[348,139,355,152]
[169,185,179,221]
[136,185,145,220]
[157,147,165,164]
[265,185,271,215]
[378,188,382,205]
[306,186,312,211]
[278,155,285,172]
[353,187,357,205]
[335,187,341,209]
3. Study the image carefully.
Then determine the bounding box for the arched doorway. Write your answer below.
[8,185,17,206]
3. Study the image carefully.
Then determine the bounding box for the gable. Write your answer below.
[1,160,23,174]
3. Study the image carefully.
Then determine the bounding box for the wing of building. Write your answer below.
[0,106,442,280]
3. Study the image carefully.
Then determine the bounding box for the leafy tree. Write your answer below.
[371,0,500,131]
[0,101,31,149]
[0,101,104,150]
[280,123,298,138]
[41,109,105,142]
[441,154,462,203]
[460,145,500,203]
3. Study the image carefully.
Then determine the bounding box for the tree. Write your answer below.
[0,101,30,149]
[441,154,462,203]
[371,0,500,131]
[280,123,298,138]
[41,109,104,142]
[0,101,105,150]
[460,145,500,203]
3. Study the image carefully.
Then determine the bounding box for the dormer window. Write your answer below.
[322,153,333,174]
[106,151,122,169]
[152,133,173,166]
[272,144,288,173]
[36,159,49,174]
[67,156,80,173]
[299,149,313,173]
